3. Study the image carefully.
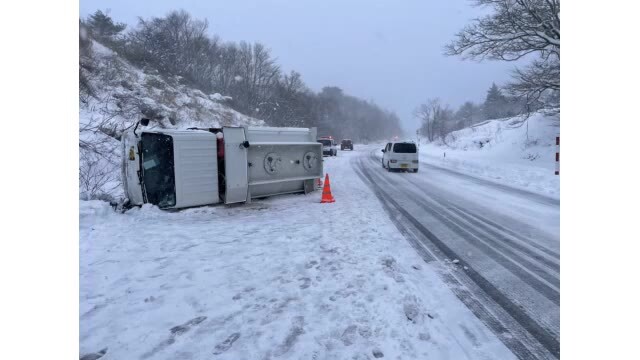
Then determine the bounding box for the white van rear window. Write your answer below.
[393,143,417,153]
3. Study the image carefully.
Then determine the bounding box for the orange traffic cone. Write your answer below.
[320,174,335,203]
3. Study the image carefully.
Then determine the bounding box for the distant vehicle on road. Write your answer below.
[382,141,419,172]
[317,136,338,156]
[341,139,354,151]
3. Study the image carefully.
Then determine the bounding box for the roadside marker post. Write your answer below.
[555,136,560,175]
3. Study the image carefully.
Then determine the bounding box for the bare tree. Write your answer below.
[281,71,305,94]
[456,101,477,128]
[229,41,281,118]
[445,0,560,109]
[79,147,121,201]
[414,99,443,142]
[414,102,433,142]
[508,57,559,107]
[266,71,313,127]
[126,10,214,90]
[212,42,241,95]
[433,105,455,142]
[415,98,457,142]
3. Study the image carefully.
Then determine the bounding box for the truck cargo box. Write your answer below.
[122,124,322,209]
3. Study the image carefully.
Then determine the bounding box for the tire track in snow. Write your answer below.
[353,162,539,359]
[368,151,560,290]
[418,160,559,207]
[395,165,560,262]
[353,152,559,359]
[383,171,561,296]
[445,203,559,260]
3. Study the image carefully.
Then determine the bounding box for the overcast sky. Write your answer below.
[80,0,522,133]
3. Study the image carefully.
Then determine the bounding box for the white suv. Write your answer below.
[318,138,338,156]
[382,141,419,172]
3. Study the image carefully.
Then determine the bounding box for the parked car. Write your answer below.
[381,141,419,172]
[317,137,338,156]
[341,139,354,151]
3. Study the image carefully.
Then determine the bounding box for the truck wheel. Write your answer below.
[414,169,419,173]
[387,162,392,172]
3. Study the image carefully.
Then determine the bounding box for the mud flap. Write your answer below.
[303,179,315,194]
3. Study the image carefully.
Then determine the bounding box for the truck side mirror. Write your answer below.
[241,140,250,149]
[133,118,151,137]
[381,149,385,153]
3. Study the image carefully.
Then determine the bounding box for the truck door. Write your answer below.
[223,127,249,204]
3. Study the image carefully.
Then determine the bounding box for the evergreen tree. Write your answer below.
[456,101,475,128]
[483,83,507,120]
[86,10,126,40]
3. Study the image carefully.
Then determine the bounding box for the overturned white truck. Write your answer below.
[121,120,323,209]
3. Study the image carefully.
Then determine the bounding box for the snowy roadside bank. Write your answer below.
[408,112,559,199]
[80,150,514,359]
[419,147,559,199]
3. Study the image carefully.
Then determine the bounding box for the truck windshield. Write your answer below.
[140,133,176,208]
[318,139,332,146]
[393,143,417,153]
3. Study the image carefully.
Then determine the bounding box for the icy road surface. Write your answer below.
[80,148,517,360]
[357,146,559,359]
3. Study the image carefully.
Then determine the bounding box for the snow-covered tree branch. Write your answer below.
[445,0,560,110]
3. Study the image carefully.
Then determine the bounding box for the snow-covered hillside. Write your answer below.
[420,111,560,198]
[79,39,263,200]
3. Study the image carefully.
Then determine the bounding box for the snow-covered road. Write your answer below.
[80,148,517,359]
[355,145,560,359]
